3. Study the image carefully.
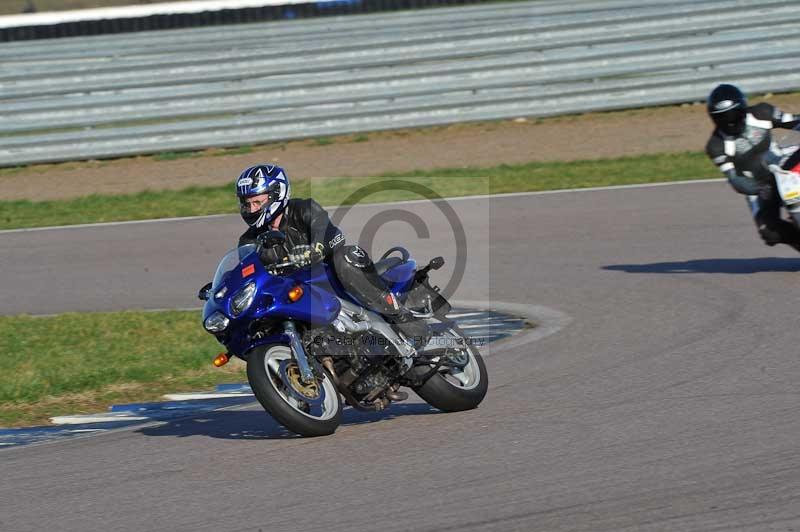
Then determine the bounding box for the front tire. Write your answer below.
[413,327,488,412]
[247,344,342,437]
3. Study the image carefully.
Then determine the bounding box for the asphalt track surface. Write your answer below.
[3,181,800,531]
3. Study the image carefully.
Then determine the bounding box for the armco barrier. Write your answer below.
[1,0,799,167]
[0,0,485,42]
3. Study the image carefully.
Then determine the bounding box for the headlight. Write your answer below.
[230,281,257,317]
[204,311,230,333]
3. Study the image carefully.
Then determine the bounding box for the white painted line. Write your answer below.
[30,306,203,318]
[50,414,150,424]
[463,327,525,334]
[163,392,253,400]
[0,178,724,235]
[457,317,523,325]
[486,318,528,324]
[0,213,231,235]
[358,178,725,208]
[0,0,340,28]
[456,323,494,330]
[3,399,255,452]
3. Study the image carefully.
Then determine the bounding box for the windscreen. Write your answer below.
[211,244,257,290]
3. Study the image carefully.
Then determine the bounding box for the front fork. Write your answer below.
[283,321,316,384]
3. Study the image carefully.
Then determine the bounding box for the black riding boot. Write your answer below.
[333,246,429,346]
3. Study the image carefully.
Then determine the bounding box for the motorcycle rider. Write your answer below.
[705,83,800,249]
[235,164,426,343]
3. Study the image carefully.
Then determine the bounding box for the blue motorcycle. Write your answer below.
[198,231,487,437]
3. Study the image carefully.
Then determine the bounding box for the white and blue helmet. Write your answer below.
[235,164,291,228]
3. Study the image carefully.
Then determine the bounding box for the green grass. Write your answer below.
[0,151,719,230]
[153,151,201,162]
[0,310,242,427]
[153,145,254,161]
[212,145,253,156]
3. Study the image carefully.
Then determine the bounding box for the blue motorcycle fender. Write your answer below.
[229,333,290,361]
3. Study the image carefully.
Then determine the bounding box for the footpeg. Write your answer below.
[408,294,434,319]
[386,389,409,402]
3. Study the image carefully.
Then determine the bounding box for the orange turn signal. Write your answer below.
[288,285,304,303]
[212,352,230,367]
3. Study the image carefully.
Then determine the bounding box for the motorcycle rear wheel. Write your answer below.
[412,326,488,412]
[247,344,342,437]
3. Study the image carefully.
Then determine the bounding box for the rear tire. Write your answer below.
[247,344,342,437]
[413,327,488,412]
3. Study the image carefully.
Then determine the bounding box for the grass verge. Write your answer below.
[0,151,718,230]
[0,310,241,427]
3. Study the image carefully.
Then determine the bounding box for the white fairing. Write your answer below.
[772,165,800,207]
[771,165,800,226]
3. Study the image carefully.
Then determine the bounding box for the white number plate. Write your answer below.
[774,168,800,206]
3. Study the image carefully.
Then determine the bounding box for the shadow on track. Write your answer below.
[136,403,439,440]
[603,257,800,275]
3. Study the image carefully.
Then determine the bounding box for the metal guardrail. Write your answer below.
[0,0,485,42]
[1,0,800,167]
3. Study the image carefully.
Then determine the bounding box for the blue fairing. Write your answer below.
[202,247,340,355]
[297,256,417,302]
[383,260,417,296]
[202,245,418,356]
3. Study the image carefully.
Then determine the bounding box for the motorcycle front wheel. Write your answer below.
[412,326,488,412]
[247,344,342,437]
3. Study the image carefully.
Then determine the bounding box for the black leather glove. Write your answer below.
[256,230,288,266]
[288,244,323,268]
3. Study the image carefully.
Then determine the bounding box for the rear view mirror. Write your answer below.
[197,281,213,301]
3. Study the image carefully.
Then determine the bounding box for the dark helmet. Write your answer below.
[707,84,747,136]
[235,164,291,228]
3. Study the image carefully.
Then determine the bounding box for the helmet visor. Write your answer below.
[239,193,273,227]
[712,106,746,135]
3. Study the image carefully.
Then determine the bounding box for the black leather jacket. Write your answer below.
[706,102,800,195]
[238,198,345,258]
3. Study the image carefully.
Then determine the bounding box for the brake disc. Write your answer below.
[278,359,325,406]
[447,349,469,369]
